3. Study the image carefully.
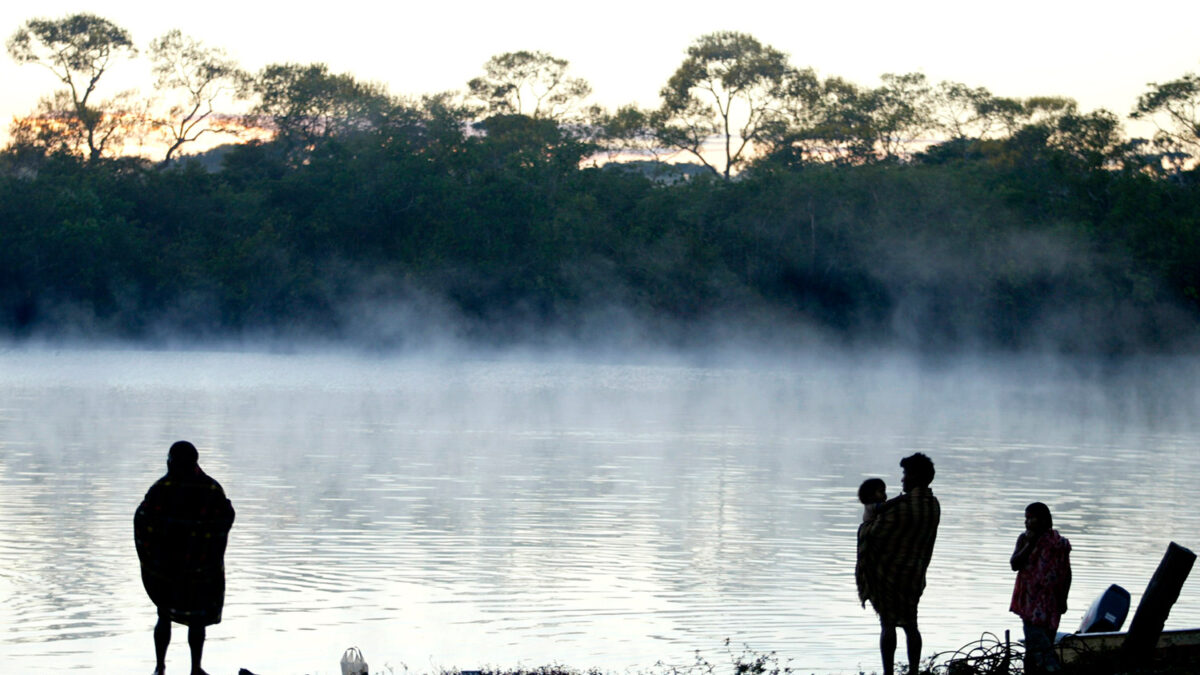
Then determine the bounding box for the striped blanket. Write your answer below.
[134,467,235,626]
[857,487,940,626]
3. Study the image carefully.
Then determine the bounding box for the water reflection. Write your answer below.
[0,348,1198,673]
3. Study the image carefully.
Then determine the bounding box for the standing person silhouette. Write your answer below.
[1010,502,1071,674]
[135,441,235,675]
[859,453,940,675]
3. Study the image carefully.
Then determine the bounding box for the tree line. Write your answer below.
[2,14,1199,352]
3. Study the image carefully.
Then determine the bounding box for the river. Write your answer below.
[1,346,1198,673]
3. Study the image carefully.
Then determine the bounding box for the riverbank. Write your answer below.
[295,639,1200,675]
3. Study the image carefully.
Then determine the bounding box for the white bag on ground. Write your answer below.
[340,646,369,675]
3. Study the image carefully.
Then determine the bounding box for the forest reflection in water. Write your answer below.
[0,347,1198,673]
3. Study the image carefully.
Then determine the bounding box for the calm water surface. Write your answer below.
[0,347,1198,674]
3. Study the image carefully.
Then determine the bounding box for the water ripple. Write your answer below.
[1,351,1199,673]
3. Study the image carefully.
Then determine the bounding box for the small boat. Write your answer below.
[1056,627,1200,663]
[1060,559,1200,658]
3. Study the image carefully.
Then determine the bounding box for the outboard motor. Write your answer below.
[1077,584,1131,633]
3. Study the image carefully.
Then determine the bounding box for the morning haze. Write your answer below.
[2,348,1199,674]
[2,6,1200,675]
[2,9,1200,353]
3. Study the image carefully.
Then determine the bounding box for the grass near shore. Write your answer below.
[322,636,1200,675]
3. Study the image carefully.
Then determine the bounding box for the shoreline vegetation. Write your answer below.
[3,16,1200,355]
[289,636,1200,675]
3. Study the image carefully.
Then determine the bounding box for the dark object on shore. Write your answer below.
[1058,627,1200,663]
[1124,542,1196,657]
[942,630,1013,675]
[1078,584,1131,633]
[940,629,1200,674]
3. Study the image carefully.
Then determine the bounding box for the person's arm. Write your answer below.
[861,494,903,537]
[206,477,235,532]
[1057,551,1072,613]
[133,486,165,560]
[864,492,892,533]
[1010,532,1033,571]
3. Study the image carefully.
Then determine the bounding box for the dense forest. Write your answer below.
[3,15,1200,352]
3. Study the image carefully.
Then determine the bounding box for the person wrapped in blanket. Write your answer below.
[1010,502,1071,674]
[858,453,940,675]
[135,441,235,675]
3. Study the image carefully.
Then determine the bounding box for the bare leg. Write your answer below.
[905,625,923,675]
[187,624,207,675]
[880,623,897,675]
[153,616,171,674]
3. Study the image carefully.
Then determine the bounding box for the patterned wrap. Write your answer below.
[856,500,888,608]
[858,487,940,626]
[134,467,235,626]
[1010,529,1071,633]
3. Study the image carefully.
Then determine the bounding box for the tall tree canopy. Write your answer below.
[655,31,793,178]
[249,62,394,154]
[862,72,934,161]
[1132,72,1200,161]
[0,23,1198,351]
[759,73,872,165]
[467,51,593,122]
[7,13,136,161]
[148,29,246,164]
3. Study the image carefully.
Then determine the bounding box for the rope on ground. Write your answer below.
[927,631,1020,675]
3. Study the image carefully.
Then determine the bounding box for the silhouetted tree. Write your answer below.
[760,74,874,165]
[1132,71,1200,165]
[595,104,667,164]
[248,62,394,157]
[655,31,793,178]
[7,91,84,157]
[7,13,137,161]
[928,81,1001,140]
[467,51,593,122]
[860,72,935,161]
[148,30,247,164]
[1051,109,1129,170]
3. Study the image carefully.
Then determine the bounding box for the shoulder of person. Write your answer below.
[196,469,223,489]
[144,474,171,495]
[1052,530,1071,550]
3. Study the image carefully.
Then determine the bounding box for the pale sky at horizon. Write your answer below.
[2,0,1199,146]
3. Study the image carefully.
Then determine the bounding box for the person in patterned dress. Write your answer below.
[1010,502,1071,674]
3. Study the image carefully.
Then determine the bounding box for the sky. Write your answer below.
[2,0,1200,146]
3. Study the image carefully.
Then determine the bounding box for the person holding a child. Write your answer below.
[858,453,940,675]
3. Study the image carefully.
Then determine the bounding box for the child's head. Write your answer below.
[858,477,887,505]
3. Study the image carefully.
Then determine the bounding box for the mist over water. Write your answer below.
[1,345,1198,674]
